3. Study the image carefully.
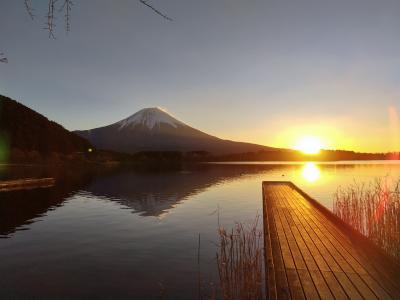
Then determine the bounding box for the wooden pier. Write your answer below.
[262,181,400,299]
[0,178,55,192]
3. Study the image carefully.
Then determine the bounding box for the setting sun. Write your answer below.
[295,136,324,154]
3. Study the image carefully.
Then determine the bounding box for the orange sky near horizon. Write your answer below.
[220,105,400,153]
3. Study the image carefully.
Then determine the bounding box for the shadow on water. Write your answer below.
[0,165,96,237]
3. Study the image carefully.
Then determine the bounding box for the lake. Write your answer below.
[1,161,400,299]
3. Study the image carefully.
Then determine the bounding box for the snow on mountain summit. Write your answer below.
[117,107,186,130]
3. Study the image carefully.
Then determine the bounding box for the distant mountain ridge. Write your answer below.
[0,95,91,163]
[75,107,276,154]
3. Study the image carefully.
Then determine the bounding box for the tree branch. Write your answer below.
[139,0,173,21]
[60,0,73,33]
[23,0,172,39]
[0,53,8,63]
[24,0,35,20]
[45,0,56,39]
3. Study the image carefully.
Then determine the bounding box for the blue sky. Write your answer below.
[1,0,399,151]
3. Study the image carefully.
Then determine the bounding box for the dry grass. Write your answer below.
[216,216,264,300]
[333,178,400,262]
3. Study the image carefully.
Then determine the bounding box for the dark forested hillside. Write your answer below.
[0,95,91,163]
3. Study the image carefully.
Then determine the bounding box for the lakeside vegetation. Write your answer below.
[216,217,264,300]
[333,178,400,263]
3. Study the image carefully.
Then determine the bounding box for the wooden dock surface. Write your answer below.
[262,181,400,299]
[0,178,55,192]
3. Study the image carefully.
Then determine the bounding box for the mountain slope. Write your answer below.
[75,107,275,154]
[0,95,91,162]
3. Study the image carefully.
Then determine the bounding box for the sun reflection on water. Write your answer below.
[301,162,321,183]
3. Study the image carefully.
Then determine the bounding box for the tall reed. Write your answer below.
[216,216,264,300]
[333,178,400,262]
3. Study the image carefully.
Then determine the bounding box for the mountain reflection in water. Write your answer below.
[1,163,278,237]
[85,165,276,217]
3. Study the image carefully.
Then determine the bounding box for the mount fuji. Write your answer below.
[74,107,274,154]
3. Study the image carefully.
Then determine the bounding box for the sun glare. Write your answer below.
[301,162,321,183]
[295,136,323,154]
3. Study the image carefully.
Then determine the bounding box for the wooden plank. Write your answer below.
[288,184,400,288]
[286,269,306,300]
[278,188,376,299]
[0,177,55,192]
[275,202,319,299]
[270,190,305,299]
[277,190,335,299]
[263,186,290,299]
[288,186,400,297]
[262,182,400,300]
[283,187,380,299]
[288,188,369,274]
[279,189,360,299]
[262,185,278,299]
[286,186,393,299]
[275,188,363,298]
[320,271,349,299]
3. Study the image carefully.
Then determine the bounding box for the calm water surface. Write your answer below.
[1,161,400,299]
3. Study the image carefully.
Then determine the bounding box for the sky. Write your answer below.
[1,0,399,152]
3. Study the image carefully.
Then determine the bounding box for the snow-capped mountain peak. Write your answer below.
[117,107,186,130]
[75,106,274,154]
